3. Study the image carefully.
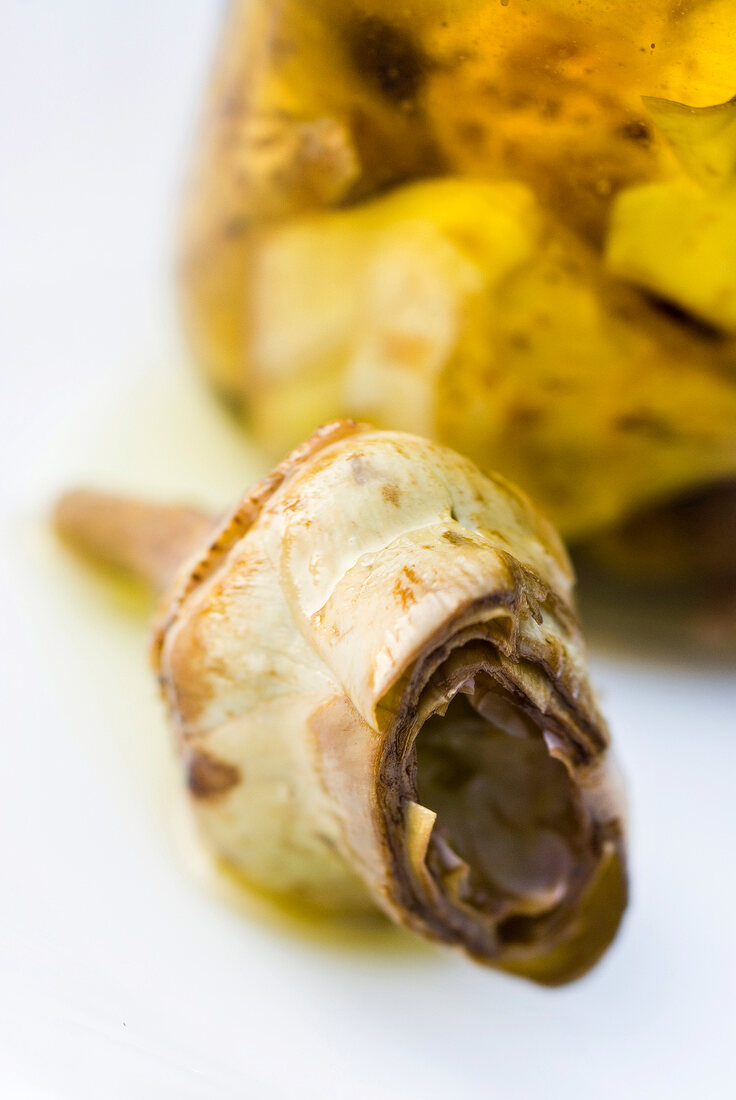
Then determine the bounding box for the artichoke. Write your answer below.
[179,0,736,563]
[55,423,626,984]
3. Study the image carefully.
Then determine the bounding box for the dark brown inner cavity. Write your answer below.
[415,689,587,924]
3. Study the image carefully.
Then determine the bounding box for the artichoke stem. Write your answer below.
[54,490,214,593]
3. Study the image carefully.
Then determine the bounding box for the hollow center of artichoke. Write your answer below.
[415,690,586,920]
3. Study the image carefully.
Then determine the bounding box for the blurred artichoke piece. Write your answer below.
[181,0,444,395]
[244,176,736,538]
[180,0,736,545]
[247,178,539,441]
[420,0,676,244]
[606,181,736,333]
[606,95,736,333]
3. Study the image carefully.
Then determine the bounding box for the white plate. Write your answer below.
[1,5,735,1098]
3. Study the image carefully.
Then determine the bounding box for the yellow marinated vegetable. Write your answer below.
[180,0,736,544]
[55,423,628,983]
[243,176,736,537]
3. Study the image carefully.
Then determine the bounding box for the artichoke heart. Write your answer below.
[56,423,627,984]
[243,176,736,538]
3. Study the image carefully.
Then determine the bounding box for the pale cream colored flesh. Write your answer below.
[56,423,626,983]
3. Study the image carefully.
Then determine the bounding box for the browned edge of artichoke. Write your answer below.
[376,575,626,985]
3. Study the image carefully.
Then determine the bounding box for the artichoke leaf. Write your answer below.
[642,93,736,190]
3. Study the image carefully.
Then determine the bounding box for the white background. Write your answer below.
[1,3,735,1097]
